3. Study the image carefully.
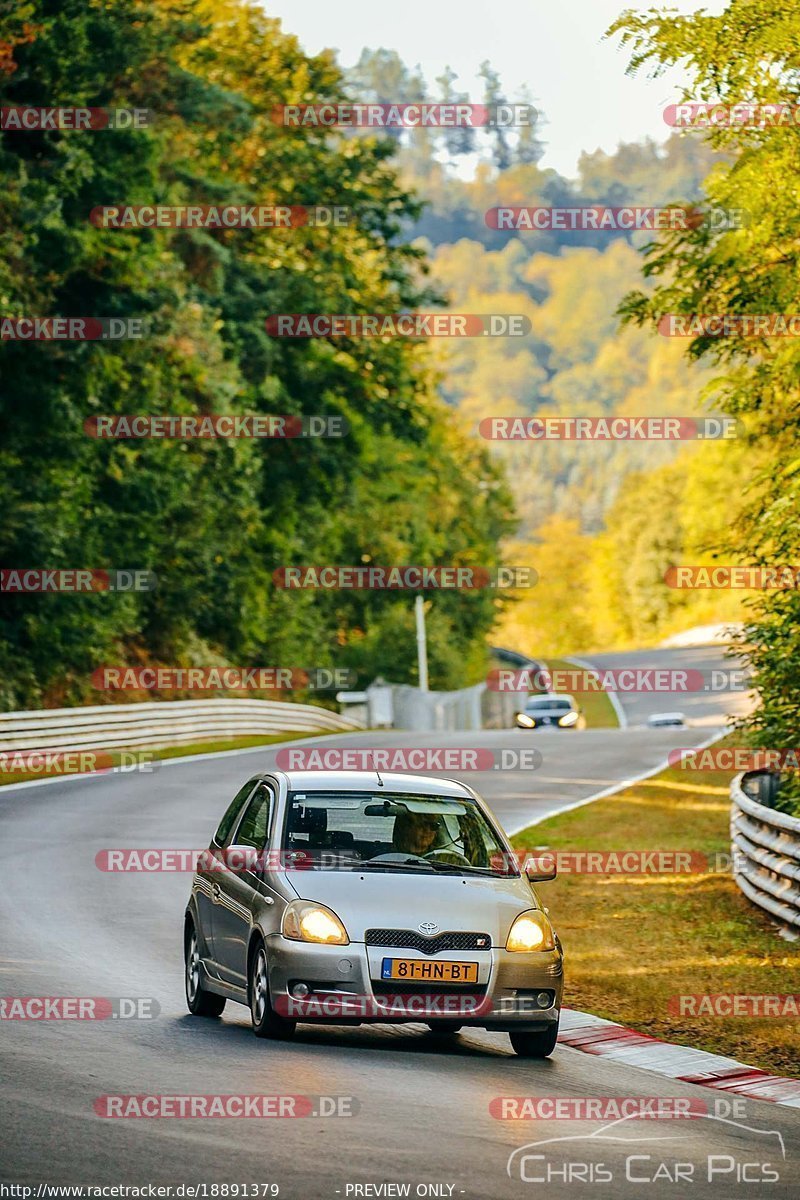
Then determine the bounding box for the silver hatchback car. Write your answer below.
[184,770,564,1056]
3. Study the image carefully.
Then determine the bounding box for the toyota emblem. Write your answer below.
[418,921,439,936]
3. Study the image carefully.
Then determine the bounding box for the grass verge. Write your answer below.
[512,758,799,1076]
[543,657,620,728]
[0,729,342,787]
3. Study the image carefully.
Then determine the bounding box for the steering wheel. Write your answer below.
[424,847,472,866]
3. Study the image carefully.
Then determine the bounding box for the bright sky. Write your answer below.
[263,0,727,177]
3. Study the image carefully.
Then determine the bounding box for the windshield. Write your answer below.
[282,791,517,876]
[526,696,573,711]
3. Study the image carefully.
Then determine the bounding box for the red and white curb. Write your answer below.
[559,1008,800,1108]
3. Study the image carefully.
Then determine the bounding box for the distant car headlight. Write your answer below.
[282,901,349,945]
[506,910,555,952]
[516,712,535,728]
[558,711,579,727]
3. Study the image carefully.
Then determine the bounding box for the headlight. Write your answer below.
[516,712,535,728]
[282,900,349,945]
[558,711,578,727]
[506,910,555,952]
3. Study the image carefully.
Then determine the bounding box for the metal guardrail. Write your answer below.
[0,698,362,755]
[731,771,800,929]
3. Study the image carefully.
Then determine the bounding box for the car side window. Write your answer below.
[214,780,258,847]
[234,784,273,851]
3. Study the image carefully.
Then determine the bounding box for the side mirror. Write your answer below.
[526,864,557,883]
[221,845,262,873]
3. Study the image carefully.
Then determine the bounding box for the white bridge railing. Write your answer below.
[731,771,800,929]
[0,698,362,755]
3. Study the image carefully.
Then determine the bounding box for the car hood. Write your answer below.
[286,869,537,944]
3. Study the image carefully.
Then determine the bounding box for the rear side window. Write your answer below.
[214,780,258,846]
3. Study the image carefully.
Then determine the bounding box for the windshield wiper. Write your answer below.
[358,858,509,877]
[425,861,496,876]
[360,858,437,873]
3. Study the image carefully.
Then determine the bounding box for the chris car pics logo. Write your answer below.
[506,1113,784,1185]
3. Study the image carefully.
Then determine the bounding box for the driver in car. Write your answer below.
[392,810,441,857]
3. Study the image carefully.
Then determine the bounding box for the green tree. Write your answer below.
[0,0,512,707]
[610,0,800,803]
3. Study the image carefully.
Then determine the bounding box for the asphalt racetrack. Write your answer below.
[2,647,795,1198]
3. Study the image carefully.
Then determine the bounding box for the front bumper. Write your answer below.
[265,934,563,1029]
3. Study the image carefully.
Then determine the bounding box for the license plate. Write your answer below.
[380,957,479,983]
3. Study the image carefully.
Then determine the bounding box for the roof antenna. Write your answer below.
[369,749,384,787]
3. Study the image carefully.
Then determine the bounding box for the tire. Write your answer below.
[509,1023,559,1058]
[185,921,226,1017]
[248,941,296,1040]
[426,1022,462,1034]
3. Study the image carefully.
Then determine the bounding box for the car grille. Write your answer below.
[371,981,488,998]
[365,928,491,955]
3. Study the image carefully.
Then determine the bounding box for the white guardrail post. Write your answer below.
[0,698,363,755]
[730,771,800,929]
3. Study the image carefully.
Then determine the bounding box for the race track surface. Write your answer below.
[2,648,795,1197]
